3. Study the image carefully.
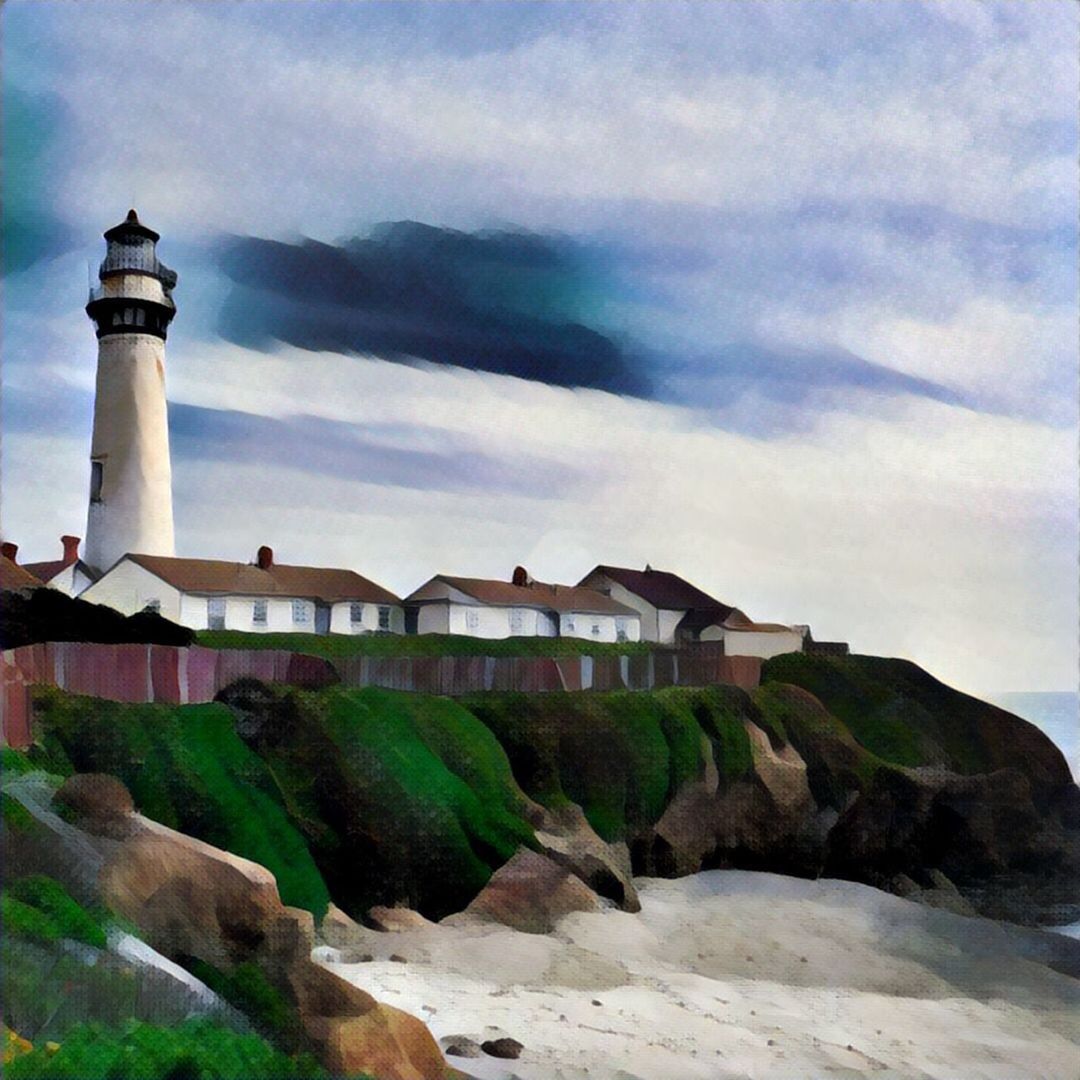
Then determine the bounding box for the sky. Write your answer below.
[2,0,1077,696]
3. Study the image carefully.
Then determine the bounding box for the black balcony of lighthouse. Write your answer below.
[85,209,178,341]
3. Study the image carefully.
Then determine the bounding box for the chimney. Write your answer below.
[1,542,18,563]
[256,545,274,570]
[512,566,531,587]
[61,535,81,565]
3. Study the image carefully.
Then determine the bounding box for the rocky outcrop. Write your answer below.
[448,847,600,933]
[533,802,640,912]
[42,775,458,1080]
[368,905,436,933]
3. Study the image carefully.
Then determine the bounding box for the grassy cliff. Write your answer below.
[16,655,1076,925]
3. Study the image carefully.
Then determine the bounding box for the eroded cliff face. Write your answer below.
[22,655,1080,930]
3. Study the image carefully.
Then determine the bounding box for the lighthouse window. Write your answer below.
[124,308,135,324]
[112,312,123,327]
[90,461,104,503]
[135,308,146,326]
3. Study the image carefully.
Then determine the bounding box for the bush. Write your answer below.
[6,876,108,949]
[4,1019,327,1079]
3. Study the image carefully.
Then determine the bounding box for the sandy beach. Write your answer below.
[321,870,1080,1080]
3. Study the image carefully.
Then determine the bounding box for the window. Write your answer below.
[377,605,391,631]
[615,617,629,643]
[112,312,123,326]
[207,598,226,631]
[135,308,146,326]
[292,599,311,625]
[350,602,365,626]
[144,599,161,615]
[465,607,480,631]
[591,622,601,636]
[124,307,135,324]
[253,599,268,625]
[90,461,104,503]
[509,608,525,634]
[565,615,576,633]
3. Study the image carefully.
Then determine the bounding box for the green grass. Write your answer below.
[196,629,652,659]
[4,1019,328,1079]
[5,876,109,949]
[186,962,296,1048]
[31,690,330,919]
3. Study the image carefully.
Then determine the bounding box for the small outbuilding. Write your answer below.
[79,546,404,635]
[404,567,641,642]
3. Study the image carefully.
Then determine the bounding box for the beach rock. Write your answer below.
[53,775,452,1080]
[441,1035,483,1058]
[482,1037,524,1059]
[368,905,435,932]
[54,773,138,839]
[457,847,600,933]
[320,903,370,950]
[534,802,640,912]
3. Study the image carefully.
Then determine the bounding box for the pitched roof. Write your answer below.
[124,554,400,605]
[23,559,98,584]
[0,557,44,592]
[415,575,639,616]
[585,565,735,618]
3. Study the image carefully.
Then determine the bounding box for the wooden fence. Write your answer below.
[0,641,761,749]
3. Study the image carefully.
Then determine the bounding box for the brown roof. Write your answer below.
[416,575,639,616]
[0,557,44,592]
[23,559,98,584]
[586,565,735,619]
[125,554,400,605]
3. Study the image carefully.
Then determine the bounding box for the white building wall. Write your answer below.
[81,560,183,620]
[700,626,804,659]
[329,601,404,635]
[656,608,685,645]
[42,565,77,596]
[416,603,451,634]
[579,573,662,641]
[558,611,640,643]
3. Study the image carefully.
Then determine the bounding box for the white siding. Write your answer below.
[80,560,183,620]
[415,602,451,635]
[329,601,404,635]
[701,626,804,659]
[578,572,665,642]
[558,610,641,643]
[656,608,685,645]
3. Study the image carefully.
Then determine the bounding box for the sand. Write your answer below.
[319,871,1080,1079]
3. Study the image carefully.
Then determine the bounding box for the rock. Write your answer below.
[534,803,640,912]
[72,777,451,1080]
[368,905,435,932]
[440,1035,483,1058]
[320,903,370,950]
[459,847,600,933]
[482,1037,524,1059]
[54,774,137,838]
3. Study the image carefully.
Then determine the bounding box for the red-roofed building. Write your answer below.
[23,536,99,597]
[578,564,806,657]
[404,567,641,642]
[79,546,403,635]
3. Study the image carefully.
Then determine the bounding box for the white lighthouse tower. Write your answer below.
[84,210,177,571]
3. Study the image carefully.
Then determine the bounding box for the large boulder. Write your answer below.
[450,847,600,934]
[51,774,456,1080]
[533,803,639,912]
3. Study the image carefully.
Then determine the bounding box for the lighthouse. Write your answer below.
[84,210,177,571]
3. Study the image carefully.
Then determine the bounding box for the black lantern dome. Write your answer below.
[86,210,178,340]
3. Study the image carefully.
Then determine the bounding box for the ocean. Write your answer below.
[989,691,1079,781]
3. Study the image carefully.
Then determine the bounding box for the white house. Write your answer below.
[79,546,404,635]
[579,564,805,658]
[23,536,100,597]
[404,567,641,643]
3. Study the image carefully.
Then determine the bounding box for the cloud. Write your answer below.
[216,223,648,396]
[168,400,584,500]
